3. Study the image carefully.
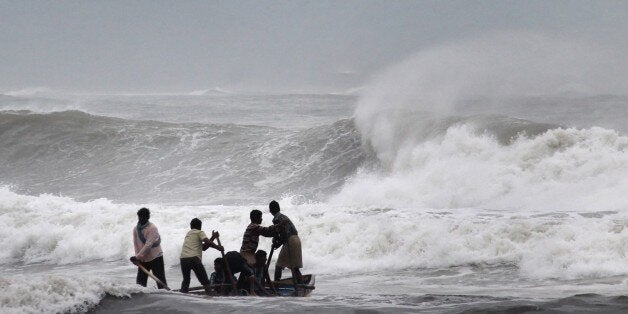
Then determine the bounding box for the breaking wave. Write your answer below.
[0,110,364,204]
[1,105,627,214]
[337,31,628,212]
[332,123,628,211]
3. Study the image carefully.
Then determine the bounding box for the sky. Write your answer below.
[0,0,627,93]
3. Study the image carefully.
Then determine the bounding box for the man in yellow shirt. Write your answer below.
[179,218,223,294]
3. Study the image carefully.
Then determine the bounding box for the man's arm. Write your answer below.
[132,229,139,253]
[130,229,139,264]
[269,218,289,248]
[258,219,289,237]
[256,223,282,237]
[272,236,283,249]
[202,231,224,252]
[209,230,219,242]
[202,237,223,251]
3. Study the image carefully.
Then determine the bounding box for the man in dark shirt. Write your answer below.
[209,258,236,295]
[269,200,303,283]
[224,251,270,296]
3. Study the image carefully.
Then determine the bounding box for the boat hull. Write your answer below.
[182,274,315,297]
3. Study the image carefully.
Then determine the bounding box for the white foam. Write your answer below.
[0,274,141,314]
[331,125,628,212]
[0,187,626,291]
[0,189,136,265]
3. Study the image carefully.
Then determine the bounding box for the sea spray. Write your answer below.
[331,125,628,211]
[355,31,628,167]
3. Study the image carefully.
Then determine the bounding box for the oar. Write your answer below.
[135,262,170,290]
[215,235,238,295]
[265,245,275,269]
[265,245,277,294]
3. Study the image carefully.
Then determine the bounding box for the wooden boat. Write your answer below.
[181,274,315,297]
[138,241,315,297]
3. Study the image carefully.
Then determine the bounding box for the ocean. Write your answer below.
[0,90,627,313]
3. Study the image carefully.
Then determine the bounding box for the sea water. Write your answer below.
[1,33,627,313]
[0,91,626,313]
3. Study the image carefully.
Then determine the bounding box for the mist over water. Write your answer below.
[340,31,628,210]
[1,31,628,313]
[356,31,628,118]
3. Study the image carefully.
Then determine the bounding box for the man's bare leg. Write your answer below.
[290,268,303,283]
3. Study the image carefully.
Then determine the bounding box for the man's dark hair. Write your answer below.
[190,218,202,230]
[269,200,280,213]
[250,209,262,221]
[255,250,267,259]
[137,207,150,219]
[214,258,223,264]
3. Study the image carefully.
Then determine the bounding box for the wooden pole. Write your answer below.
[265,245,277,294]
[135,263,170,290]
[266,245,275,269]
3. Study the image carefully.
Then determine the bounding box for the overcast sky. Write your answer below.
[1,0,627,93]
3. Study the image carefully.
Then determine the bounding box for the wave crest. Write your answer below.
[0,111,365,203]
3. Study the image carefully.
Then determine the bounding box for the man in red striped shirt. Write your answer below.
[240,209,281,266]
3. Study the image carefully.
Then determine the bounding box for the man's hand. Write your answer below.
[212,230,220,238]
[129,256,138,265]
[272,238,282,249]
[215,244,224,252]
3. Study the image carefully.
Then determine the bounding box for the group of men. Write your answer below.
[129,200,303,296]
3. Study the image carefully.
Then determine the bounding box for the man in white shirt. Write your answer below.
[179,218,223,294]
